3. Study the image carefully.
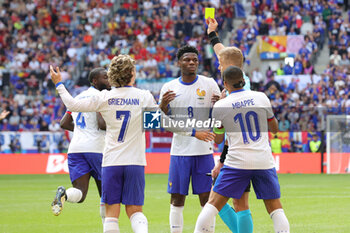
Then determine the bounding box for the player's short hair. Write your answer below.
[88,67,105,84]
[218,47,244,68]
[107,55,135,87]
[223,66,244,87]
[176,45,199,60]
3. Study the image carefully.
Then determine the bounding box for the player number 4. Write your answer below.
[76,112,86,129]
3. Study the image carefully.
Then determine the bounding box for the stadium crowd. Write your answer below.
[0,0,349,153]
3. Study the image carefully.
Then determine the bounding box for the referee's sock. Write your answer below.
[218,203,238,233]
[237,209,253,233]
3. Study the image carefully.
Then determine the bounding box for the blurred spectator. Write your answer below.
[290,139,303,153]
[330,50,341,66]
[58,135,69,153]
[49,120,61,132]
[270,135,282,153]
[9,137,21,153]
[279,116,290,131]
[251,67,263,91]
[309,134,321,152]
[283,63,293,75]
[8,111,20,131]
[37,135,50,153]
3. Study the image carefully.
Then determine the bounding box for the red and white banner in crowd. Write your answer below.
[0,153,332,175]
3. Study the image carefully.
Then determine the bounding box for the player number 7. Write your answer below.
[116,111,131,142]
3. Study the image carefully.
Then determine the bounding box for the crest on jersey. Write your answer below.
[143,110,161,129]
[196,88,206,100]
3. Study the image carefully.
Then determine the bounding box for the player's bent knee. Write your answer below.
[125,205,143,218]
[77,193,88,203]
[199,192,210,206]
[170,194,186,206]
[264,199,283,214]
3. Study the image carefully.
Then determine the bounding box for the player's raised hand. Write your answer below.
[0,110,10,120]
[206,17,218,35]
[49,65,62,85]
[159,90,176,113]
[194,130,215,142]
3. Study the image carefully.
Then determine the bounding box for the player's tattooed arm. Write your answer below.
[159,90,176,114]
[60,112,74,131]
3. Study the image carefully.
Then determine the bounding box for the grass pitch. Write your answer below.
[0,174,349,233]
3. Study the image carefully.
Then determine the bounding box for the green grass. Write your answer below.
[0,174,349,233]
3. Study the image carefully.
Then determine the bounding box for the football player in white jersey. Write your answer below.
[50,54,214,233]
[51,68,110,223]
[159,45,221,233]
[206,17,253,233]
[194,66,290,233]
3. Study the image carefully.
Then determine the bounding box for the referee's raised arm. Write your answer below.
[206,18,225,56]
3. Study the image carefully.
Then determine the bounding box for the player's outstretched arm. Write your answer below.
[206,18,225,56]
[268,117,279,134]
[60,112,74,131]
[50,66,101,113]
[0,110,10,120]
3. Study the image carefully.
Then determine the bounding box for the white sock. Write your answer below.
[270,208,290,233]
[130,212,148,233]
[103,217,120,233]
[170,205,184,233]
[194,203,218,233]
[201,205,216,233]
[66,187,83,203]
[100,202,106,224]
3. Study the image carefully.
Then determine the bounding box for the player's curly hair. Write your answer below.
[107,55,136,87]
[176,45,199,60]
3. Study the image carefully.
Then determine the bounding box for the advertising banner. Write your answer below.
[0,153,326,175]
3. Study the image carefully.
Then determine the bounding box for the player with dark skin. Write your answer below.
[60,68,110,202]
[160,51,221,210]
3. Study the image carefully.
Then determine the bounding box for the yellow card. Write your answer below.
[205,8,215,19]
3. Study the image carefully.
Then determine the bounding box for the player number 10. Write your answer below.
[234,111,261,144]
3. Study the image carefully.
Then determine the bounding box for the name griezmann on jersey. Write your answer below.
[108,98,140,105]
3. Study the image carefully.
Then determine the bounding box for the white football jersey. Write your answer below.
[57,85,192,167]
[212,89,275,169]
[159,75,221,156]
[68,87,105,154]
